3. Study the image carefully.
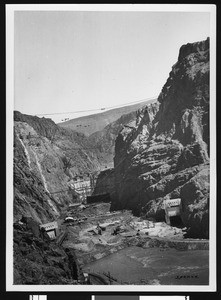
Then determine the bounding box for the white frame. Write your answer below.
[6,4,216,292]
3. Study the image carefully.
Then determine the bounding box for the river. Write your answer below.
[83,245,209,285]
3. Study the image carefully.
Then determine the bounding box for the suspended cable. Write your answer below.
[105,96,157,110]
[34,96,158,117]
[37,108,103,116]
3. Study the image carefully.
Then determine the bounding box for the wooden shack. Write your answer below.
[39,221,58,240]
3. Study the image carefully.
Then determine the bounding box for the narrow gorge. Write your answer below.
[13,38,210,285]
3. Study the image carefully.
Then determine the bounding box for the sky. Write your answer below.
[14,8,210,123]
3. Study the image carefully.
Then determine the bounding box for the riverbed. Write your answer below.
[82,246,209,285]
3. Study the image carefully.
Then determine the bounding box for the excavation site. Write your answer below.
[12,11,211,288]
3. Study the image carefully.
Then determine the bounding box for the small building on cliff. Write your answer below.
[39,221,58,240]
[164,198,182,225]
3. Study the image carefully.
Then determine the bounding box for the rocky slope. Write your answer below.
[88,110,140,168]
[14,111,102,223]
[13,217,84,284]
[92,168,116,199]
[87,100,157,168]
[112,38,210,238]
[58,98,156,136]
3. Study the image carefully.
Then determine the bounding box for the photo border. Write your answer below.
[6,3,217,292]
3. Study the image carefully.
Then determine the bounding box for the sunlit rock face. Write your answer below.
[14,120,69,223]
[112,38,210,238]
[13,112,102,224]
[88,110,139,169]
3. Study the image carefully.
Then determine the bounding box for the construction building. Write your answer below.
[39,221,58,240]
[164,198,182,225]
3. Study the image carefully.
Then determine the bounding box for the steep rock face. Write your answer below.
[92,168,116,199]
[14,112,102,223]
[112,38,210,238]
[13,219,84,284]
[14,122,64,223]
[14,111,102,176]
[88,110,139,168]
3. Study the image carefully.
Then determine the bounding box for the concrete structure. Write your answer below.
[87,193,111,204]
[39,221,58,240]
[164,198,182,225]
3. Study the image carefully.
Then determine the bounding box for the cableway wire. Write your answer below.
[35,96,157,117]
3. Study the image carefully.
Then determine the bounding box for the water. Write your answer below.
[83,246,209,285]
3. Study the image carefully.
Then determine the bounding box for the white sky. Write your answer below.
[14,9,210,123]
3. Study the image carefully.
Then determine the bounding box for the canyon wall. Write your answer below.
[14,112,102,223]
[112,38,210,238]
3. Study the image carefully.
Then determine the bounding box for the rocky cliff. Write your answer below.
[13,218,84,284]
[92,168,116,200]
[88,110,140,168]
[112,38,210,238]
[14,111,102,223]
